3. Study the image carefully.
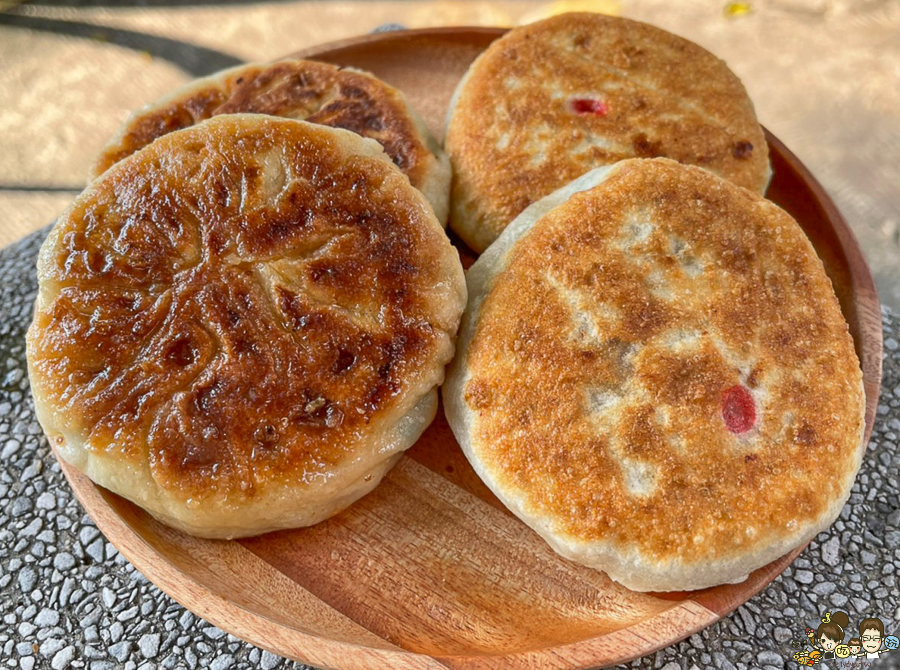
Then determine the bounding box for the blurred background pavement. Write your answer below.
[1,0,899,307]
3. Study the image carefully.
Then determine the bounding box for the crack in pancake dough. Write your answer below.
[91,59,448,222]
[28,116,465,512]
[446,13,770,251]
[461,160,863,566]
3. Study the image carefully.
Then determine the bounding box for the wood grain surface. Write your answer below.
[52,28,883,670]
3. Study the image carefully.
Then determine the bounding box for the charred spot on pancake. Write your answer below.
[254,422,280,446]
[733,141,754,159]
[238,202,317,257]
[331,348,356,374]
[165,337,197,367]
[172,439,221,470]
[746,365,762,388]
[362,335,416,414]
[340,84,368,99]
[631,132,664,158]
[136,107,195,142]
[365,115,386,132]
[795,421,817,446]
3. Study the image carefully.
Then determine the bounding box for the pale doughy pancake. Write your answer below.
[29,115,466,539]
[92,59,450,225]
[444,158,864,591]
[446,12,770,252]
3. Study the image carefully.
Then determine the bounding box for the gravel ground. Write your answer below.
[1,228,899,670]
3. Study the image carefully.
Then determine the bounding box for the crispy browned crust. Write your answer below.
[30,116,462,503]
[446,13,770,252]
[462,159,863,563]
[91,59,438,198]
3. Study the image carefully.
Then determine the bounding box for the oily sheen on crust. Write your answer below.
[28,115,466,539]
[91,59,450,224]
[444,158,864,592]
[445,12,770,253]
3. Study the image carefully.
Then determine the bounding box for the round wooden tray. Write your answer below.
[54,27,883,670]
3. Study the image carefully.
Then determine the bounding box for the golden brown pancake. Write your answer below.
[92,59,450,224]
[28,115,466,538]
[445,13,771,252]
[444,158,864,591]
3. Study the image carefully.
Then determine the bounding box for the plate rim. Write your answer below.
[56,458,749,670]
[51,25,883,670]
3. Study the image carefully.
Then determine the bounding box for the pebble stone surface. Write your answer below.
[1,228,899,670]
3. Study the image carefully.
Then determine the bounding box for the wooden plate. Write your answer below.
[54,27,883,670]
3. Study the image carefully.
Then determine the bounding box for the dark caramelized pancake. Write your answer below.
[444,159,864,591]
[92,59,450,224]
[28,115,466,538]
[445,13,770,252]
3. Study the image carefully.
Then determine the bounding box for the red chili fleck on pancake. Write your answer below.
[722,385,755,434]
[571,98,608,116]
